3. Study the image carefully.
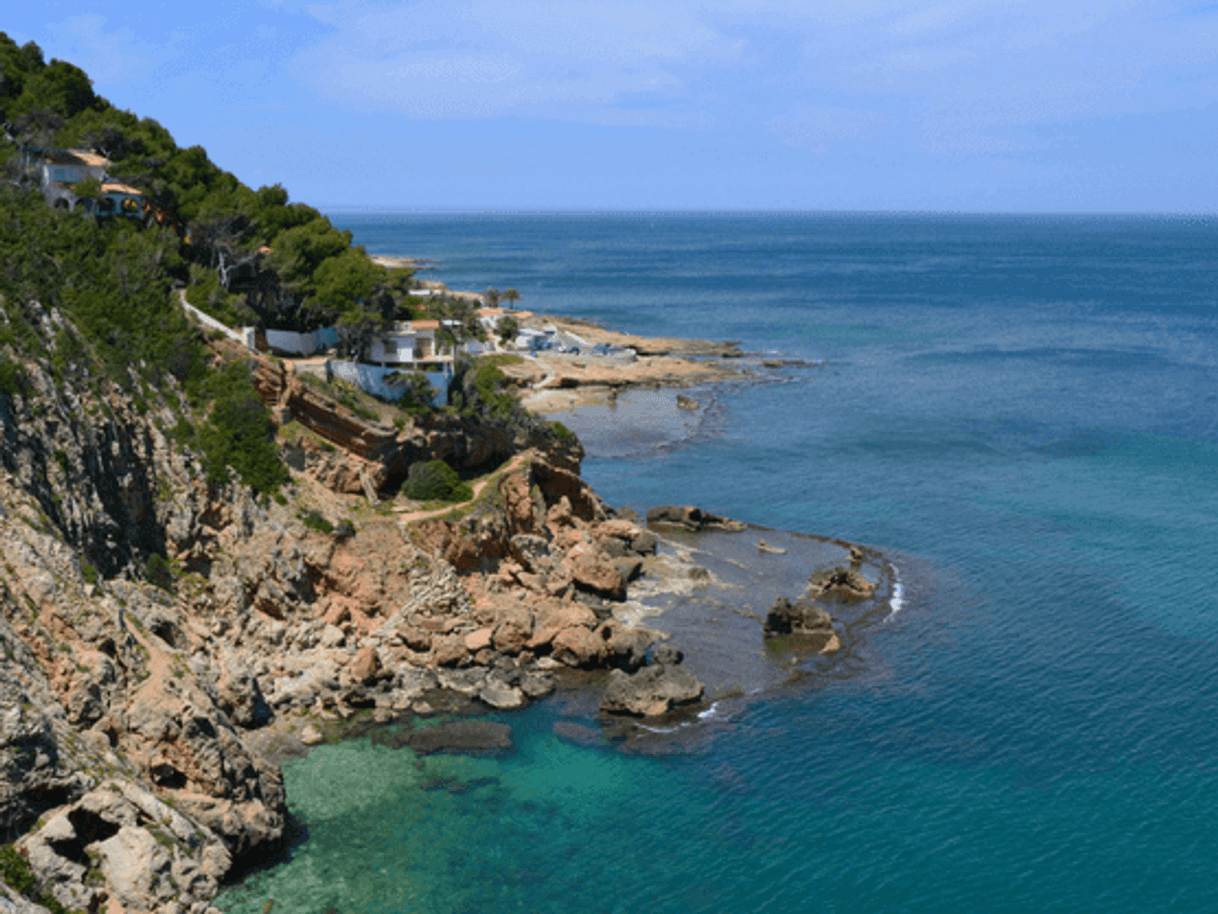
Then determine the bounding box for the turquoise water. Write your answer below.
[217,214,1218,912]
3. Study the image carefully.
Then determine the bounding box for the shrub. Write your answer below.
[301,510,333,534]
[401,460,473,503]
[0,843,35,894]
[550,421,575,442]
[187,361,290,495]
[0,357,23,397]
[145,553,175,592]
[80,558,98,585]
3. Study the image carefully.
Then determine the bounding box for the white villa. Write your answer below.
[368,320,454,370]
[36,149,144,217]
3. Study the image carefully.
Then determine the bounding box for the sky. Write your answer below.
[5,1,1218,212]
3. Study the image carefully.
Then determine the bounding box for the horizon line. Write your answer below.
[319,207,1217,218]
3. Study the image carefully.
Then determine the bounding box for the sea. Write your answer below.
[214,213,1218,913]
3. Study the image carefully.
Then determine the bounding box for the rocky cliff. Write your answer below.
[0,317,677,914]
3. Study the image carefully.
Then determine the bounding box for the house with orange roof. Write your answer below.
[36,149,144,217]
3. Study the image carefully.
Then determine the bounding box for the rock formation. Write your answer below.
[599,646,705,717]
[761,597,838,655]
[644,505,746,533]
[0,334,670,914]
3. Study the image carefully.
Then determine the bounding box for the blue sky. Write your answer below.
[6,1,1218,211]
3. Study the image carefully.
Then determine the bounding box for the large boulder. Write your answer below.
[805,565,876,601]
[596,622,656,671]
[526,601,598,651]
[763,597,834,636]
[570,548,625,599]
[631,530,658,555]
[492,604,534,654]
[551,626,606,668]
[600,664,704,717]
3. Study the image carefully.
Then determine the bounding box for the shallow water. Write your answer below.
[217,213,1218,913]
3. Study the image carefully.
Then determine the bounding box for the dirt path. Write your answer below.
[393,452,530,524]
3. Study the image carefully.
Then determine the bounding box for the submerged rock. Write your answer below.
[553,720,610,748]
[408,720,514,756]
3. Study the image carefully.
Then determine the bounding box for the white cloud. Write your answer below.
[287,0,1218,150]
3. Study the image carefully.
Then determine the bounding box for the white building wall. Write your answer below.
[369,334,418,364]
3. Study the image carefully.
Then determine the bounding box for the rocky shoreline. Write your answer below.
[0,313,860,914]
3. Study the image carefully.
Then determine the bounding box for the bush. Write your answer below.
[401,460,473,503]
[0,356,24,397]
[144,553,175,592]
[187,361,290,496]
[0,844,35,894]
[550,421,575,442]
[301,510,333,534]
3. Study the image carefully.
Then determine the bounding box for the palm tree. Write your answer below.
[503,288,521,308]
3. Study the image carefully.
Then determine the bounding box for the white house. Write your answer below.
[367,320,454,369]
[37,149,144,217]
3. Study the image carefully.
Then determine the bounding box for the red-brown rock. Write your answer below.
[431,634,469,667]
[464,628,493,652]
[527,601,597,650]
[570,549,624,598]
[351,646,381,683]
[492,604,534,654]
[551,626,606,667]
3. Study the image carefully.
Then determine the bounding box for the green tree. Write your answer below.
[498,316,519,345]
[401,460,472,503]
[312,247,386,317]
[335,305,387,360]
[393,371,437,413]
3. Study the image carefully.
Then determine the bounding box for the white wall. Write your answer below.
[265,328,321,355]
[368,334,418,364]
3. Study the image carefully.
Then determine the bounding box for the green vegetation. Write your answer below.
[0,843,81,914]
[550,420,575,442]
[453,356,525,422]
[300,510,334,534]
[79,557,98,585]
[144,553,176,592]
[0,844,35,894]
[0,356,24,396]
[401,460,473,503]
[184,361,290,495]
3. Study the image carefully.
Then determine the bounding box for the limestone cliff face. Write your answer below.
[0,332,653,914]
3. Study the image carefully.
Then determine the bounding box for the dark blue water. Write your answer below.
[217,214,1218,913]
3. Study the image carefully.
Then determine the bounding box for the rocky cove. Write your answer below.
[0,320,886,914]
